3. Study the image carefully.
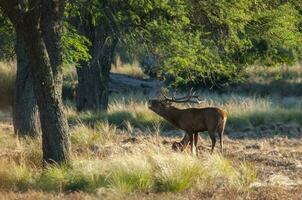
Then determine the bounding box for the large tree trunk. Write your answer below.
[0,0,70,165]
[40,0,64,98]
[22,22,70,165]
[13,33,40,137]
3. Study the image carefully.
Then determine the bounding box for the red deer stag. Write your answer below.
[148,89,227,154]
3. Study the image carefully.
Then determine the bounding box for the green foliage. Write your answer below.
[0,9,91,65]
[160,31,237,87]
[62,23,91,65]
[62,0,302,87]
[246,3,302,65]
[0,12,15,60]
[1,0,302,88]
[148,0,302,87]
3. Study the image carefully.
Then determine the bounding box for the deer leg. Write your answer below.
[189,134,196,156]
[217,118,226,154]
[172,133,190,152]
[218,129,224,154]
[208,130,216,154]
[193,133,198,155]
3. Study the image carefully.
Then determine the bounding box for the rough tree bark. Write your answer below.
[76,41,117,112]
[0,0,70,165]
[76,18,117,112]
[40,0,64,98]
[13,33,40,137]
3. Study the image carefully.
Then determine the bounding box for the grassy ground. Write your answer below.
[1,63,302,199]
[1,92,302,199]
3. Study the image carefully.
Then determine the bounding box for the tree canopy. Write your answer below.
[0,0,301,88]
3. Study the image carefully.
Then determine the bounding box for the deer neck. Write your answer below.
[158,106,180,126]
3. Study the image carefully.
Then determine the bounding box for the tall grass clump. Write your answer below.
[152,153,202,192]
[70,122,118,148]
[37,160,107,192]
[228,108,302,130]
[66,160,107,191]
[0,160,34,191]
[65,106,105,126]
[198,154,257,190]
[0,134,42,168]
[0,151,257,193]
[201,154,237,187]
[18,137,43,168]
[235,161,258,190]
[37,164,69,192]
[107,154,153,193]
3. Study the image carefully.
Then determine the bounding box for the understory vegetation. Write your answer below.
[0,132,257,194]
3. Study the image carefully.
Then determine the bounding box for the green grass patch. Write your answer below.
[229,108,302,130]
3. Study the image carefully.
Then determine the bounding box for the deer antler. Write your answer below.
[161,88,203,104]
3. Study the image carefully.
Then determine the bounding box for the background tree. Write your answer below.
[69,0,191,111]
[13,33,40,137]
[68,0,117,112]
[0,12,40,137]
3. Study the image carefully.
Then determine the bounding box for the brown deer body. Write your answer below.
[148,91,227,154]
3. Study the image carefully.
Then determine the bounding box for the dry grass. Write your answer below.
[1,62,302,199]
[1,118,302,199]
[245,64,302,83]
[111,61,146,79]
[0,61,15,109]
[1,98,302,199]
[66,92,302,134]
[66,99,168,131]
[0,119,259,196]
[1,186,302,200]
